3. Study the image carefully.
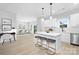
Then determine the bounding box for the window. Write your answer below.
[54,16,70,28]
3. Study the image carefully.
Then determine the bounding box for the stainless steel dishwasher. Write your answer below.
[70,33,79,46]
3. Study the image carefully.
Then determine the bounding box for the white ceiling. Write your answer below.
[0,3,79,18]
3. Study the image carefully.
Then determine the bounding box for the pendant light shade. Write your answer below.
[50,3,53,19]
[41,8,44,21]
[42,8,44,18]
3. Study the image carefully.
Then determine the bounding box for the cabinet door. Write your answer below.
[61,32,70,43]
[2,25,12,31]
[1,18,12,31]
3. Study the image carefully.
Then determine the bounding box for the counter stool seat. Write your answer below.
[47,39,56,43]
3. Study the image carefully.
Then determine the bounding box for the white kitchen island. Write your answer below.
[34,32,61,54]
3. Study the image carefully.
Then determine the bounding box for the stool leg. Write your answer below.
[2,40,5,45]
[46,40,56,55]
[9,39,11,43]
[35,38,39,47]
[44,39,48,49]
[38,39,42,46]
[14,34,16,41]
[40,39,43,46]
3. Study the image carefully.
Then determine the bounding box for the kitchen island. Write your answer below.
[34,32,61,54]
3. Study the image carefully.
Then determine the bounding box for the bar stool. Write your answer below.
[35,36,49,50]
[35,36,42,47]
[1,34,12,45]
[39,37,48,50]
[46,38,56,54]
[2,38,11,45]
[35,36,47,48]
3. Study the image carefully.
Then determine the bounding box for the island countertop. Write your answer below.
[36,32,61,37]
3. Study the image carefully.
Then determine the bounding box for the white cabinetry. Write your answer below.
[61,32,70,43]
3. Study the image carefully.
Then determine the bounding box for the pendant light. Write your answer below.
[49,3,53,19]
[41,8,44,21]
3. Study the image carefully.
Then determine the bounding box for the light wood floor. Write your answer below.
[0,34,79,55]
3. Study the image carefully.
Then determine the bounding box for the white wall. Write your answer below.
[42,18,57,27]
[36,18,42,32]
[40,18,57,31]
[16,15,37,34]
[70,13,79,27]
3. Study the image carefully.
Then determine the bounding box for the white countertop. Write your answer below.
[36,32,61,37]
[0,29,16,33]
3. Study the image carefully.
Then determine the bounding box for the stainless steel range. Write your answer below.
[70,33,79,46]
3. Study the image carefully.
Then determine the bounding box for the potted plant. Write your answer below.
[59,21,67,32]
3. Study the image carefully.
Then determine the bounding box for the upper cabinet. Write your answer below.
[1,18,12,31]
